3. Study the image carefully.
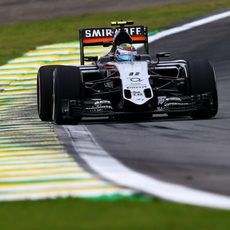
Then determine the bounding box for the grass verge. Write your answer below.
[0,197,230,230]
[0,0,230,65]
[1,1,230,229]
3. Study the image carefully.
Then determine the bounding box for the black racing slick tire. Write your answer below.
[37,65,59,121]
[53,66,83,124]
[187,59,218,119]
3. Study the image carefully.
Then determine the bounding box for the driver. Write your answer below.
[115,43,137,61]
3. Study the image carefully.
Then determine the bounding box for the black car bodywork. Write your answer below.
[37,21,218,124]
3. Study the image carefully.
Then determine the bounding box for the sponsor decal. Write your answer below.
[132,91,143,97]
[84,28,113,38]
[127,86,147,89]
[128,72,143,83]
[82,26,145,38]
[129,72,140,76]
[129,77,143,82]
[158,96,167,107]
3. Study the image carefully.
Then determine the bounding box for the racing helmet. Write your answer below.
[115,43,137,61]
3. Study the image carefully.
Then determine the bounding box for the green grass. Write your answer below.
[1,1,230,229]
[0,0,230,65]
[0,197,230,230]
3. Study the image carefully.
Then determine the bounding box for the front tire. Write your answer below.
[53,66,83,124]
[37,65,59,121]
[187,60,218,119]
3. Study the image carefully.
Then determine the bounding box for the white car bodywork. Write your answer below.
[112,61,153,105]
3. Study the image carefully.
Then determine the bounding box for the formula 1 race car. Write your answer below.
[37,20,218,124]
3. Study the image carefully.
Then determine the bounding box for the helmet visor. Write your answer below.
[117,54,136,61]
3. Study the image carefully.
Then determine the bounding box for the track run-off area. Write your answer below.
[0,11,230,209]
[0,42,134,201]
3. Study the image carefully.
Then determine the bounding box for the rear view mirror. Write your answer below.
[156,52,170,58]
[156,52,170,63]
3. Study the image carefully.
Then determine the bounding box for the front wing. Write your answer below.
[63,93,213,118]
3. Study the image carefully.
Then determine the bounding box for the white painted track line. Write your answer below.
[65,125,230,209]
[65,10,230,209]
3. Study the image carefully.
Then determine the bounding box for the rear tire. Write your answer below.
[187,60,218,119]
[37,65,59,121]
[53,66,83,124]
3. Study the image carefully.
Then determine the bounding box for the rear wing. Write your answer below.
[79,25,149,65]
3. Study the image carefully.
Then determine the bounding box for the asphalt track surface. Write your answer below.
[0,0,201,24]
[59,15,230,197]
